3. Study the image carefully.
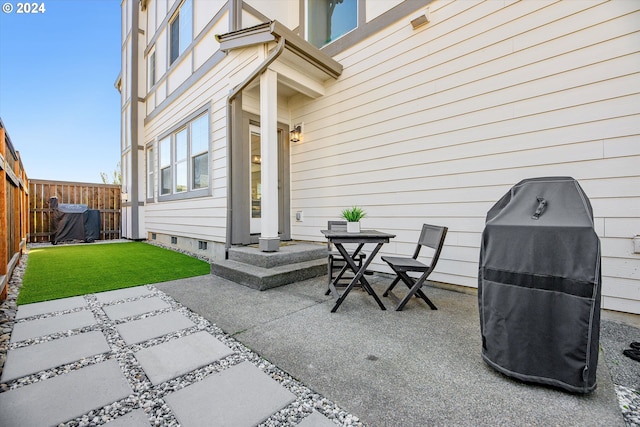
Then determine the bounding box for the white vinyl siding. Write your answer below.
[289,0,640,313]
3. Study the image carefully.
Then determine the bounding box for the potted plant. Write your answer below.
[341,206,367,233]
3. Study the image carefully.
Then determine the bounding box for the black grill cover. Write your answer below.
[50,198,101,244]
[478,177,601,393]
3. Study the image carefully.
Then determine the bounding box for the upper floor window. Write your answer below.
[307,0,357,48]
[169,0,193,64]
[148,50,156,89]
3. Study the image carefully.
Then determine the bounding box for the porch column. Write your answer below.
[259,68,280,251]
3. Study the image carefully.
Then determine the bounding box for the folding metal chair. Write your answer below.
[381,224,448,311]
[325,220,366,294]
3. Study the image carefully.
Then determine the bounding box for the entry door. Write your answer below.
[249,124,262,234]
[230,113,290,245]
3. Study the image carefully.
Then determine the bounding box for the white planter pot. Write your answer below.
[347,221,360,233]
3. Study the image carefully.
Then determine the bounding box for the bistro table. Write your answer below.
[321,229,396,312]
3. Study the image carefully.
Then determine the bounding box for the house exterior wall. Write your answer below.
[141,1,230,252]
[121,0,640,314]
[288,0,640,313]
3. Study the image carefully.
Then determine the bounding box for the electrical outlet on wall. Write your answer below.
[296,211,303,222]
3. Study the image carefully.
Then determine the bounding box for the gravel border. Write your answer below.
[0,251,363,426]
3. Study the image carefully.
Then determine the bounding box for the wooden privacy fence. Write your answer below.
[1,122,29,300]
[29,179,121,243]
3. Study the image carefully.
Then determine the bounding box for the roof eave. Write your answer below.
[216,21,343,79]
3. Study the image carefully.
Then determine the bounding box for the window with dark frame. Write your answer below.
[307,0,357,48]
[146,145,154,199]
[169,0,193,65]
[148,51,156,88]
[157,113,209,199]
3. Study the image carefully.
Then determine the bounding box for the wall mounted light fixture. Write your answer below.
[290,124,302,142]
[410,8,430,29]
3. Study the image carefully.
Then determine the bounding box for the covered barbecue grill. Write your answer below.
[478,177,601,393]
[50,197,101,244]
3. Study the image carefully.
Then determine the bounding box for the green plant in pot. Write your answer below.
[341,206,366,233]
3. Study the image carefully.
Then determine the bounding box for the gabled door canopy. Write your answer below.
[216,20,343,98]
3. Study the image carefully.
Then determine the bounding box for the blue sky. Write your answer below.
[0,0,121,183]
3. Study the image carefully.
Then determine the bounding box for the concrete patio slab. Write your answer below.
[116,311,195,345]
[157,274,627,427]
[103,409,150,426]
[1,331,110,382]
[134,331,234,385]
[165,360,296,427]
[15,296,87,319]
[102,296,170,321]
[95,286,154,303]
[0,360,132,427]
[297,411,337,427]
[10,309,96,343]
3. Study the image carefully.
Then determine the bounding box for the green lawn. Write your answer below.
[19,242,210,304]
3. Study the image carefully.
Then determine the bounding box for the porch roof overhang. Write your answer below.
[216,21,343,98]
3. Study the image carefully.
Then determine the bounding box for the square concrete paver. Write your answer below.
[95,286,154,303]
[102,297,170,321]
[134,331,233,385]
[165,361,296,427]
[1,331,111,382]
[116,311,196,345]
[103,409,150,427]
[0,360,132,427]
[16,296,87,319]
[297,411,337,427]
[10,310,96,343]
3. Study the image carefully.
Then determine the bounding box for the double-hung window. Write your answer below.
[307,0,357,48]
[169,0,193,64]
[174,128,188,193]
[146,145,154,199]
[148,50,156,89]
[158,113,209,200]
[160,137,172,195]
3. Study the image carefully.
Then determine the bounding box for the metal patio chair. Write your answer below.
[325,220,366,294]
[381,224,448,311]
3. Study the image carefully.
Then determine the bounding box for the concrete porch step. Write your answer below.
[211,257,327,291]
[227,242,328,268]
[210,242,328,290]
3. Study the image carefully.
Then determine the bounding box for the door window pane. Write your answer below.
[250,130,261,220]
